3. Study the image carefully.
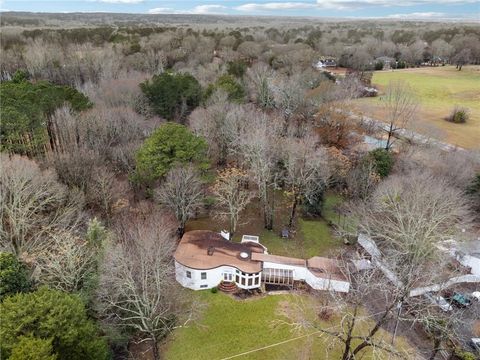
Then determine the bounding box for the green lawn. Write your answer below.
[163,292,414,360]
[259,193,344,259]
[353,65,480,148]
[189,193,346,259]
[322,192,344,225]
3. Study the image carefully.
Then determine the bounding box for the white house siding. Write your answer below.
[174,261,261,291]
[304,271,350,293]
[262,261,307,281]
[262,261,350,292]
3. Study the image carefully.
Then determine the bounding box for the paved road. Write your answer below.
[346,111,466,152]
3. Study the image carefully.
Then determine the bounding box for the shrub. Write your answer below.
[447,106,470,124]
[0,252,31,301]
[140,72,202,121]
[205,75,245,103]
[211,287,218,294]
[0,287,109,360]
[318,307,334,321]
[367,148,394,178]
[454,351,477,360]
[10,336,56,360]
[134,122,209,185]
[227,59,247,78]
[374,61,384,71]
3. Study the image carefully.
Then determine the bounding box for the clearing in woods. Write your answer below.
[352,65,480,149]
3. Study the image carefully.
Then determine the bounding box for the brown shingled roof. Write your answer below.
[174,230,263,273]
[307,256,347,281]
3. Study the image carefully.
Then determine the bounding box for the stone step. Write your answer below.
[218,281,238,293]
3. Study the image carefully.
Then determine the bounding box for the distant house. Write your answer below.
[423,56,446,67]
[374,56,396,70]
[174,230,350,293]
[314,57,337,69]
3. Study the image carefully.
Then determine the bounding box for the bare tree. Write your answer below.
[212,167,254,239]
[402,40,426,66]
[86,167,118,219]
[431,39,453,65]
[189,92,232,165]
[0,154,84,257]
[355,170,472,278]
[343,170,473,359]
[279,262,411,360]
[270,73,316,134]
[315,103,360,149]
[381,80,418,150]
[346,157,380,200]
[452,48,472,71]
[237,41,263,61]
[415,304,459,360]
[271,74,306,120]
[283,248,464,360]
[33,230,97,293]
[96,214,185,360]
[246,63,275,108]
[238,113,283,230]
[155,165,204,238]
[282,135,332,228]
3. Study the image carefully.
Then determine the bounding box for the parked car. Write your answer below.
[471,291,480,301]
[451,292,472,308]
[424,292,453,312]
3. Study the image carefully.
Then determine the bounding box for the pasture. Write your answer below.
[353,66,480,149]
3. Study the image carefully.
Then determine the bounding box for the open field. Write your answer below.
[352,66,480,149]
[163,291,415,360]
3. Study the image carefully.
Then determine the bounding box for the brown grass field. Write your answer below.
[352,66,480,149]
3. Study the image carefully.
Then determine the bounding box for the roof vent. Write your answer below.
[207,246,215,256]
[239,252,249,259]
[241,235,259,244]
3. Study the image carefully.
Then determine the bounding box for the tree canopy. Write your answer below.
[140,72,202,121]
[0,72,91,155]
[10,336,57,360]
[205,75,246,103]
[367,148,394,178]
[0,286,109,360]
[0,252,31,301]
[134,122,209,185]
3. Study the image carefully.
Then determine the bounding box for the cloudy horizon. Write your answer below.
[1,0,479,20]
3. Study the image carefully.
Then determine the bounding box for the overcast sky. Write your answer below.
[1,0,479,20]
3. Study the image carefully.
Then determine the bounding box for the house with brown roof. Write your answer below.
[174,230,350,293]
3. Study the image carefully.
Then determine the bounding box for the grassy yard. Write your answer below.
[352,65,480,149]
[188,192,346,259]
[259,192,344,259]
[259,217,341,259]
[163,291,414,360]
